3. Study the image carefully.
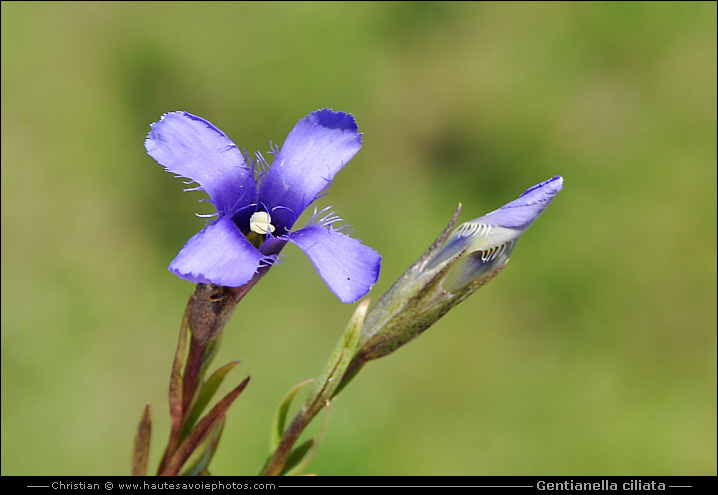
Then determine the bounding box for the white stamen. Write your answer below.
[249,211,275,235]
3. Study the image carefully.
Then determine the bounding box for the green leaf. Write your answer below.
[157,304,192,475]
[161,376,250,476]
[279,439,314,476]
[269,379,314,453]
[178,418,225,476]
[256,454,273,477]
[170,306,191,425]
[182,361,240,437]
[304,299,370,415]
[131,404,152,476]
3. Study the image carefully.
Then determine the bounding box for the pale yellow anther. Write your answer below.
[249,211,275,235]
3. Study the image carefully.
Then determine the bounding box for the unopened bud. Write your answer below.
[352,176,563,364]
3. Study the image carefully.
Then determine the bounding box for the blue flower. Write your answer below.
[145,109,381,303]
[426,175,564,292]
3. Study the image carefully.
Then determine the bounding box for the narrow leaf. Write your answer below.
[162,376,250,476]
[257,453,273,477]
[304,299,369,414]
[183,361,241,437]
[170,304,191,422]
[270,379,314,453]
[179,418,225,476]
[131,404,152,476]
[181,336,210,416]
[158,302,192,474]
[279,439,314,476]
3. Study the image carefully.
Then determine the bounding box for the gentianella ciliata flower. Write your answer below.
[145,109,381,303]
[352,176,563,363]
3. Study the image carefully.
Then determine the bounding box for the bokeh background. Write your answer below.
[2,2,715,476]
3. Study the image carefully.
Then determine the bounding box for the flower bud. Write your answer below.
[352,176,563,364]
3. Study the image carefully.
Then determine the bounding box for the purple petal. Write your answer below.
[288,225,381,303]
[145,112,257,217]
[169,216,271,286]
[480,176,563,230]
[258,109,362,233]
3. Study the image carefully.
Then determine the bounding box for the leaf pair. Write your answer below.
[132,286,249,476]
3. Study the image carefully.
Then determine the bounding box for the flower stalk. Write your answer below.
[152,283,252,476]
[258,176,563,475]
[260,299,369,476]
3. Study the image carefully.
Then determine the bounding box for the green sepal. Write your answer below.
[182,361,241,437]
[269,379,314,453]
[131,404,152,476]
[178,418,225,476]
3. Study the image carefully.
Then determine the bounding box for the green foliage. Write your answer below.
[269,380,314,454]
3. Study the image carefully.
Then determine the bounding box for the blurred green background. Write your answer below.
[2,2,715,476]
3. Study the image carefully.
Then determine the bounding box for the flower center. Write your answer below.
[249,211,276,235]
